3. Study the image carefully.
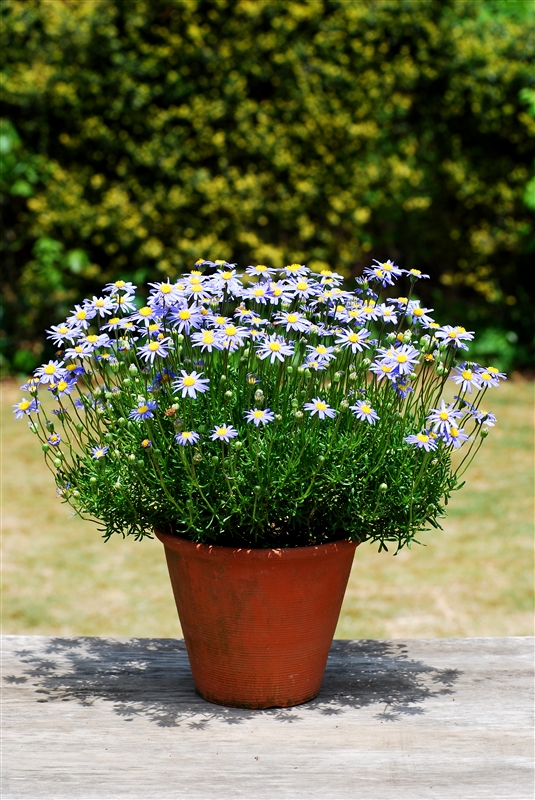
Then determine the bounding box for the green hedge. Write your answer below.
[1,0,534,372]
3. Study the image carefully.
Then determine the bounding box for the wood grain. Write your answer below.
[2,636,533,799]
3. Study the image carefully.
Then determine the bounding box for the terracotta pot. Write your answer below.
[155,529,357,709]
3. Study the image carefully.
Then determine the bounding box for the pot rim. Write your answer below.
[154,527,358,560]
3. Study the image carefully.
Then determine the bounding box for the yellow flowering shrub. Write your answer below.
[1,0,533,371]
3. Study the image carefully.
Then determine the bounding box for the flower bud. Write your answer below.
[111,362,120,373]
[224,390,233,400]
[73,490,80,497]
[118,417,127,427]
[254,485,261,494]
[402,331,412,344]
[410,372,417,381]
[89,476,97,484]
[318,455,325,464]
[28,423,38,434]
[334,371,343,382]
[105,392,114,400]
[113,449,120,458]
[481,428,489,438]
[286,365,294,374]
[123,377,132,387]
[349,372,358,383]
[176,333,184,343]
[362,358,371,368]
[193,452,202,463]
[304,369,311,379]
[294,410,304,419]
[419,335,431,349]
[275,414,282,422]
[46,420,54,432]
[105,433,114,442]
[379,483,388,493]
[340,399,349,409]
[42,443,50,452]
[386,332,397,343]
[128,454,136,462]
[297,366,305,374]
[291,398,299,408]
[53,457,62,468]
[211,455,219,466]
[233,440,243,451]
[128,364,138,374]
[254,389,264,402]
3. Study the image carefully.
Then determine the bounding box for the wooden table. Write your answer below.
[2,635,533,799]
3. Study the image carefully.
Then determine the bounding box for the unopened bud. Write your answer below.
[46,420,54,432]
[294,410,304,420]
[402,331,412,344]
[224,390,233,400]
[349,372,358,383]
[128,364,138,374]
[42,443,50,452]
[254,389,264,402]
[193,452,202,463]
[379,483,388,492]
[233,440,243,451]
[436,364,445,376]
[481,428,489,438]
[286,365,294,374]
[118,417,127,427]
[211,455,219,466]
[334,371,343,382]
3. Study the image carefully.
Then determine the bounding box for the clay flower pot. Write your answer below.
[155,529,357,709]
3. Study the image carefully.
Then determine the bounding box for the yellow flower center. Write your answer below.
[19,400,30,411]
[253,287,265,296]
[255,265,266,272]
[58,325,68,334]
[410,269,421,275]
[76,310,87,320]
[160,284,172,294]
[448,330,459,338]
[109,317,120,325]
[286,264,301,272]
[115,280,126,288]
[381,365,392,373]
[450,428,459,437]
[316,345,327,354]
[269,342,281,351]
[216,427,227,436]
[296,281,308,291]
[225,325,237,336]
[222,271,232,280]
[315,401,327,411]
[215,316,226,325]
[179,309,191,320]
[183,376,196,386]
[287,314,298,323]
[139,306,152,317]
[361,404,371,414]
[86,335,98,343]
[44,364,56,374]
[182,431,192,439]
[57,381,68,391]
[439,411,449,420]
[348,333,359,343]
[202,332,214,343]
[413,307,423,316]
[487,366,498,374]
[462,370,473,380]
[95,299,105,307]
[149,342,160,351]
[416,433,429,443]
[252,410,263,419]
[481,372,491,380]
[137,405,148,414]
[396,354,408,363]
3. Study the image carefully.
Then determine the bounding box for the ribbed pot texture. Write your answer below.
[155,529,358,709]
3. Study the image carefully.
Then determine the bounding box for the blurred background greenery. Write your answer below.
[1,0,534,376]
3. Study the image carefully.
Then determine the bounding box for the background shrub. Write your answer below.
[1,0,533,373]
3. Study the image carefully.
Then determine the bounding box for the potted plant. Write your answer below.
[14,259,505,708]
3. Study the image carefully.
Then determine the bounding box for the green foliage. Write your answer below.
[1,0,534,372]
[19,265,499,549]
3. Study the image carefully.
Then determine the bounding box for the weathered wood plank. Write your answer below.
[2,636,533,799]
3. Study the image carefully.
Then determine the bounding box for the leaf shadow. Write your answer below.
[5,637,461,729]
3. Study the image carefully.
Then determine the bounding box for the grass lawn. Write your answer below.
[2,378,533,639]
